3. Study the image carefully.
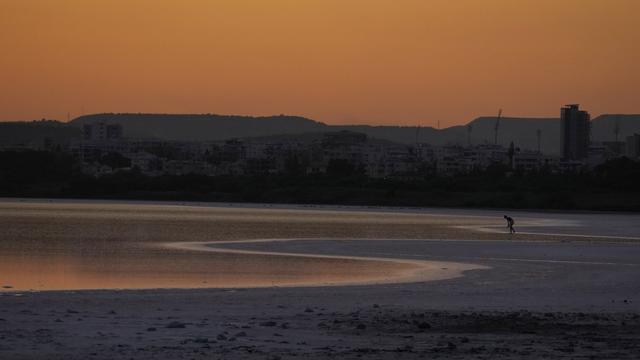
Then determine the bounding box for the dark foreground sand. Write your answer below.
[2,238,640,359]
[1,288,639,360]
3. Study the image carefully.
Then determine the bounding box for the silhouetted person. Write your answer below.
[504,215,515,234]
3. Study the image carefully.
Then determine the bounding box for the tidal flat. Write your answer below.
[1,199,639,359]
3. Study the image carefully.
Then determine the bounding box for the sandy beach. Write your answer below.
[1,199,639,359]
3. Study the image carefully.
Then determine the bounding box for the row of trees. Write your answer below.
[1,150,639,210]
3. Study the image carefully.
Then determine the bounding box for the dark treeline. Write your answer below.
[1,150,639,211]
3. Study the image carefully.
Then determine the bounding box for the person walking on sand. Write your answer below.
[504,215,516,234]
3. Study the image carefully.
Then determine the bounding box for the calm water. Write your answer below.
[4,199,638,291]
[0,200,499,291]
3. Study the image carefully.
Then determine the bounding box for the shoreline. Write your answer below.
[2,196,638,216]
[3,197,639,242]
[164,240,487,288]
[0,240,487,294]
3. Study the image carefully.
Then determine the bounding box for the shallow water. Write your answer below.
[0,200,495,291]
[3,199,637,291]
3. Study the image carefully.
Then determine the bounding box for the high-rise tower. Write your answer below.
[560,104,590,160]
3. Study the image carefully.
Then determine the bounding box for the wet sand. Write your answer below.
[1,199,639,359]
[0,199,494,291]
[165,240,484,287]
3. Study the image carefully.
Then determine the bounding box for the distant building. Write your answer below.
[128,151,162,175]
[602,141,626,157]
[627,133,640,159]
[587,143,608,168]
[560,104,590,160]
[513,150,544,172]
[83,122,123,141]
[106,123,123,140]
[321,131,367,147]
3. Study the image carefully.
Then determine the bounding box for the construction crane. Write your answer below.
[494,109,502,145]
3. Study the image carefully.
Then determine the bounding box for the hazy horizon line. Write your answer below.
[3,110,639,128]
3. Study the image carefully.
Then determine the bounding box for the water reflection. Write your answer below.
[0,200,492,291]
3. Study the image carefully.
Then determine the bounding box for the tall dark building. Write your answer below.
[560,104,590,160]
[82,122,123,141]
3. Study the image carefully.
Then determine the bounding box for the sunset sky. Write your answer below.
[1,0,638,126]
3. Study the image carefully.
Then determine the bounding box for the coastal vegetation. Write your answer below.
[1,150,639,211]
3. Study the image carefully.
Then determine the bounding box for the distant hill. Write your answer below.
[0,120,80,149]
[455,116,559,153]
[334,125,458,146]
[70,113,564,153]
[70,113,326,141]
[445,115,640,153]
[241,130,403,147]
[335,117,560,153]
[591,114,640,142]
[3,112,639,156]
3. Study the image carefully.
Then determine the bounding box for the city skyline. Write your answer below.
[2,2,640,359]
[1,0,639,125]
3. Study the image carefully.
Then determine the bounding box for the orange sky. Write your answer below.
[1,0,638,126]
